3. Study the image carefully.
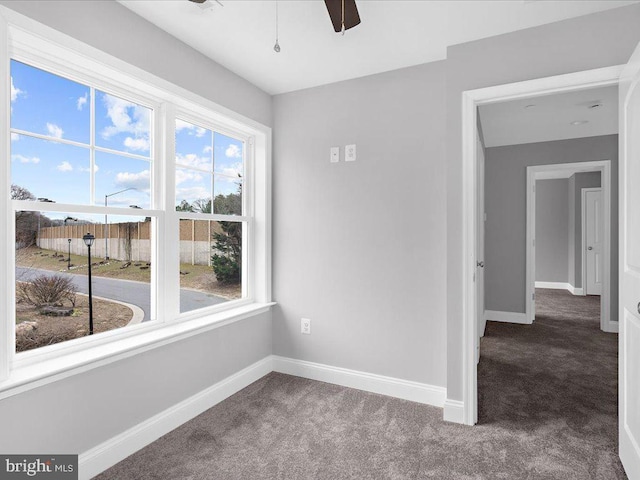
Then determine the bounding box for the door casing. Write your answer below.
[456,64,623,427]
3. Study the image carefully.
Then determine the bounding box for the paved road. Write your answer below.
[16,267,228,321]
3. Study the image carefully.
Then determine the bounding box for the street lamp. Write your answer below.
[83,233,95,336]
[104,188,138,260]
[64,217,77,270]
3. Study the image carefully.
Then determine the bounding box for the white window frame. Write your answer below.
[0,7,272,398]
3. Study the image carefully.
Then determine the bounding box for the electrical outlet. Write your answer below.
[345,144,356,162]
[301,318,311,335]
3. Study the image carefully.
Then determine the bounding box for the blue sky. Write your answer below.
[10,60,244,214]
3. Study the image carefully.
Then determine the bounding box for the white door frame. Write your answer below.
[525,163,612,332]
[460,64,623,426]
[582,187,604,298]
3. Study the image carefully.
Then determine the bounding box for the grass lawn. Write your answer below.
[16,247,241,300]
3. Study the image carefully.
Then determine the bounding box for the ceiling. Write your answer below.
[118,0,638,95]
[478,85,618,148]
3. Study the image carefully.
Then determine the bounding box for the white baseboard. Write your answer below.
[272,355,446,408]
[484,310,531,325]
[535,281,584,296]
[568,285,584,296]
[79,356,273,480]
[443,399,465,424]
[80,355,451,479]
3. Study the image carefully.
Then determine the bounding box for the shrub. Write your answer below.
[17,274,77,307]
[211,221,241,285]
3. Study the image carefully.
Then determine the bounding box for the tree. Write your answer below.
[211,221,241,284]
[210,179,242,284]
[12,184,40,248]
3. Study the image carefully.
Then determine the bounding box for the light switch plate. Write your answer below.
[330,147,340,163]
[345,144,356,162]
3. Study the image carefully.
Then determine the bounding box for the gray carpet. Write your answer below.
[95,289,623,479]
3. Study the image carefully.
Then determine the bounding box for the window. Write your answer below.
[1,15,271,386]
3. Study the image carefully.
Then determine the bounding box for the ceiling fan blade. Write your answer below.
[324,0,361,33]
[188,0,207,3]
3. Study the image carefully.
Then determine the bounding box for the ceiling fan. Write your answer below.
[188,0,361,33]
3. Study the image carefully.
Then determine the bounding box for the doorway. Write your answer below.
[525,161,613,332]
[458,64,622,426]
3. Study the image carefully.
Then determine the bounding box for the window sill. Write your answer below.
[0,302,275,400]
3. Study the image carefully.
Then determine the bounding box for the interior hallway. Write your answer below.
[479,288,623,478]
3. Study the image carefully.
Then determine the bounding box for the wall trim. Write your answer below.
[79,355,452,478]
[569,285,585,296]
[535,282,585,295]
[443,399,465,423]
[272,355,446,408]
[461,64,622,426]
[78,356,273,480]
[484,310,531,325]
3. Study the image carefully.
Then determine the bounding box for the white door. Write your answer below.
[619,40,640,479]
[477,135,486,354]
[584,188,603,295]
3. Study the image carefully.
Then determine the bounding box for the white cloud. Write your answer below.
[115,170,150,190]
[175,168,203,186]
[203,145,213,154]
[77,92,88,111]
[176,119,207,138]
[46,123,64,139]
[56,161,73,172]
[11,133,19,142]
[216,162,243,181]
[225,144,242,159]
[11,154,40,164]
[79,164,99,173]
[10,77,22,103]
[124,137,150,152]
[177,186,210,203]
[176,153,212,171]
[100,93,150,151]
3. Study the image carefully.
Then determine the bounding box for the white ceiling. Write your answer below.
[118,0,638,95]
[478,85,618,148]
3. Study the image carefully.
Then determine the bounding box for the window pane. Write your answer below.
[16,212,154,353]
[95,91,152,157]
[176,167,212,212]
[213,176,242,215]
[175,119,213,171]
[214,132,243,176]
[11,134,90,205]
[95,151,151,209]
[10,60,90,144]
[179,220,243,313]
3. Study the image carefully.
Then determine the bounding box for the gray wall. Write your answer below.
[483,135,617,313]
[535,179,569,284]
[272,62,447,387]
[0,314,272,453]
[572,172,602,288]
[0,0,273,455]
[445,5,640,402]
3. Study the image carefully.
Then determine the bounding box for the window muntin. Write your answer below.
[1,22,267,376]
[175,118,248,313]
[9,58,159,354]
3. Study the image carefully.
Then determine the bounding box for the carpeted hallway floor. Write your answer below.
[96,289,623,479]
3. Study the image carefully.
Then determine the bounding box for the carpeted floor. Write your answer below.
[96,289,623,479]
